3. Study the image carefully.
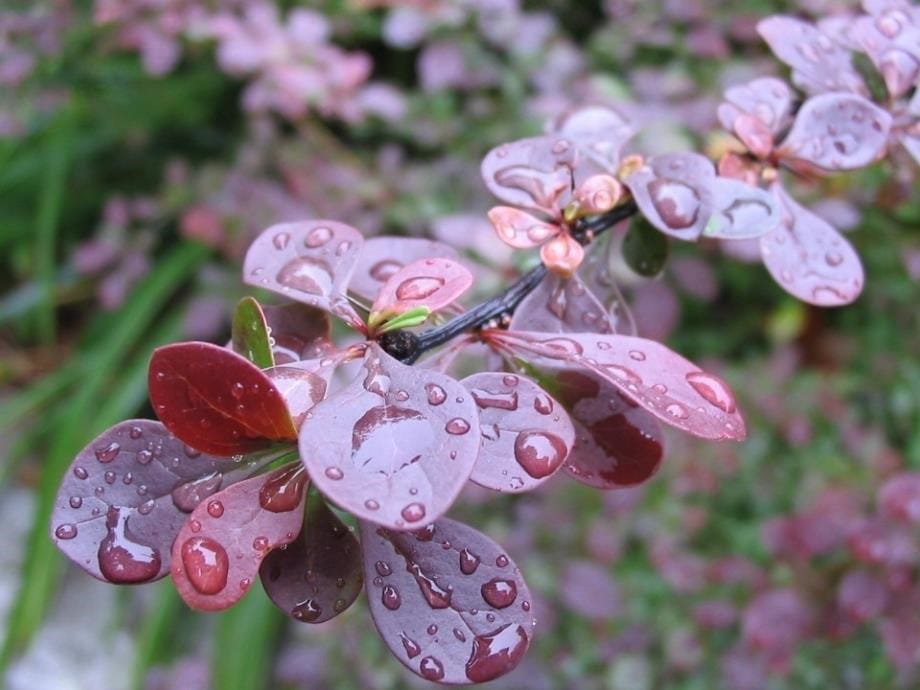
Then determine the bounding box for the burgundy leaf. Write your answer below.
[760,183,864,306]
[703,178,782,240]
[480,136,576,215]
[243,220,365,329]
[51,420,256,584]
[371,257,473,316]
[149,342,297,456]
[360,518,536,684]
[777,93,892,171]
[510,274,614,335]
[260,489,363,623]
[757,16,868,96]
[622,152,715,241]
[460,372,574,493]
[265,357,338,429]
[171,464,308,611]
[488,330,746,441]
[486,206,560,249]
[718,77,794,138]
[261,302,332,364]
[349,237,460,306]
[231,297,274,369]
[300,344,480,529]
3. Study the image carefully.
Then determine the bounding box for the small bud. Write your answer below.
[573,174,623,215]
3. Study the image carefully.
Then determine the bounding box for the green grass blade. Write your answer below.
[211,587,286,690]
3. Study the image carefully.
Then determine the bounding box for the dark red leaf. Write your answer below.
[460,372,574,493]
[480,136,576,215]
[149,342,297,456]
[261,302,332,364]
[760,183,864,306]
[243,220,365,329]
[371,257,473,317]
[52,420,257,584]
[360,518,536,685]
[489,330,746,441]
[300,344,480,529]
[510,274,614,335]
[350,237,460,306]
[260,489,363,623]
[171,464,308,611]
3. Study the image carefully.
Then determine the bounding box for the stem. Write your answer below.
[381,200,639,363]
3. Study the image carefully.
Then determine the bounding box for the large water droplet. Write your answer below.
[481,578,518,609]
[259,465,308,512]
[419,656,445,681]
[171,472,222,513]
[382,585,401,610]
[395,276,445,301]
[465,624,529,683]
[685,371,737,413]
[95,442,121,463]
[648,178,701,229]
[291,598,322,622]
[304,226,332,248]
[460,548,481,575]
[401,502,426,523]
[513,431,567,478]
[407,563,452,608]
[98,507,161,584]
[400,633,422,659]
[445,418,471,435]
[276,257,333,296]
[180,536,229,595]
[425,383,447,406]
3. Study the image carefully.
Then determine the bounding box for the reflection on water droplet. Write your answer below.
[425,383,447,406]
[55,523,77,540]
[304,226,332,248]
[129,426,143,439]
[460,548,481,575]
[98,507,162,584]
[685,371,737,413]
[400,633,421,659]
[419,656,445,681]
[95,442,121,463]
[276,257,333,296]
[401,503,426,523]
[180,536,229,595]
[292,598,322,622]
[665,402,689,419]
[445,418,471,435]
[395,276,445,301]
[259,465,307,512]
[325,467,344,481]
[648,177,700,229]
[513,431,567,478]
[465,624,529,682]
[481,578,518,608]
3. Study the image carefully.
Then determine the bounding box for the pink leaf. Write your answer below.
[540,233,585,277]
[718,77,794,137]
[486,206,560,249]
[350,237,460,306]
[704,178,782,240]
[360,518,536,684]
[371,257,473,316]
[480,136,576,214]
[510,274,615,335]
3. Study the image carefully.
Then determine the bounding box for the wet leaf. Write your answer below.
[171,464,308,611]
[460,372,574,493]
[149,342,297,456]
[622,215,670,276]
[300,344,480,530]
[848,14,919,98]
[243,220,365,329]
[231,297,274,369]
[718,77,794,138]
[350,237,460,306]
[760,183,864,306]
[510,274,614,335]
[778,93,892,171]
[260,489,363,623]
[265,357,338,429]
[51,420,257,584]
[261,302,332,364]
[487,206,560,249]
[480,136,576,214]
[703,179,782,240]
[488,331,746,441]
[360,518,536,684]
[539,233,585,277]
[622,152,715,241]
[370,257,473,323]
[552,105,634,184]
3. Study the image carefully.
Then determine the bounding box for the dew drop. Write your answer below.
[95,442,121,463]
[73,466,88,480]
[172,472,222,513]
[401,502,426,523]
[180,536,229,595]
[445,418,471,435]
[230,382,245,400]
[419,656,445,681]
[375,560,392,576]
[324,467,344,481]
[427,624,438,635]
[259,465,308,512]
[460,548,481,575]
[481,578,518,609]
[276,257,333,296]
[648,178,701,229]
[532,394,553,415]
[104,471,116,485]
[425,383,447,406]
[628,350,646,361]
[370,259,402,282]
[272,232,290,250]
[665,402,689,419]
[69,496,83,509]
[685,371,737,413]
[304,226,332,248]
[364,499,380,511]
[55,523,77,540]
[513,431,567,479]
[465,624,529,683]
[98,508,162,584]
[129,426,143,439]
[495,555,509,567]
[400,633,422,659]
[396,276,445,301]
[252,536,269,551]
[291,598,322,622]
[136,450,153,465]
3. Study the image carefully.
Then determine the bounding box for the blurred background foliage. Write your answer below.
[1,0,918,689]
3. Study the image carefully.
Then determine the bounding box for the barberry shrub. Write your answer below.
[49,2,918,684]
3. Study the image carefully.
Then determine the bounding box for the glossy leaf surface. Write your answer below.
[539,233,585,277]
[265,357,337,429]
[231,297,274,369]
[510,274,614,335]
[718,77,794,138]
[300,345,480,529]
[460,372,574,493]
[553,105,633,183]
[371,257,473,319]
[260,489,363,623]
[487,206,560,249]
[171,464,308,611]
[52,420,255,584]
[760,183,864,306]
[261,302,332,364]
[480,136,576,214]
[703,178,782,240]
[489,331,746,441]
[149,342,297,456]
[350,237,460,306]
[243,220,364,328]
[361,518,536,684]
[778,93,892,171]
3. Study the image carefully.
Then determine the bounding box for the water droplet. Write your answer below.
[276,257,333,296]
[172,472,222,513]
[825,251,843,267]
[454,628,467,642]
[628,350,646,361]
[73,466,88,480]
[325,467,344,481]
[370,259,402,282]
[445,418,471,435]
[396,276,445,301]
[333,598,347,612]
[481,578,518,608]
[68,496,83,509]
[419,656,445,681]
[304,226,332,248]
[104,471,116,485]
[136,450,153,465]
[407,563,452,608]
[252,536,269,551]
[55,523,77,540]
[95,442,121,463]
[129,426,143,439]
[685,371,737,413]
[427,624,438,635]
[259,465,308,512]
[465,624,529,682]
[272,232,290,250]
[495,555,509,567]
[460,548,481,575]
[501,375,519,387]
[471,388,519,411]
[665,402,689,419]
[98,507,162,584]
[425,383,447,406]
[138,499,155,515]
[648,178,701,229]
[551,138,570,154]
[180,536,229,595]
[230,382,245,400]
[401,502,426,523]
[415,524,436,542]
[292,598,322,622]
[539,337,583,356]
[513,431,567,479]
[400,633,421,659]
[375,560,392,576]
[532,394,553,415]
[364,499,380,511]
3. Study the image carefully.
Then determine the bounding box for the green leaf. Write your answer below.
[374,305,432,334]
[231,296,275,369]
[622,215,669,277]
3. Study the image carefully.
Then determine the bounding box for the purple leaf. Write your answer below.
[760,183,864,306]
[480,136,576,215]
[371,257,473,317]
[149,342,297,456]
[577,234,637,335]
[260,489,363,623]
[261,302,332,364]
[171,464,308,611]
[488,330,746,441]
[265,357,338,429]
[850,13,920,98]
[300,344,480,529]
[51,420,255,584]
[243,220,365,329]
[360,518,536,684]
[778,93,892,171]
[551,105,634,184]
[558,561,622,620]
[460,372,574,493]
[350,237,460,306]
[757,16,868,96]
[622,152,715,241]
[718,77,794,138]
[703,178,782,240]
[510,274,614,335]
